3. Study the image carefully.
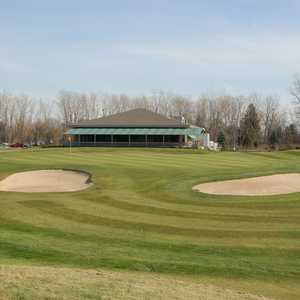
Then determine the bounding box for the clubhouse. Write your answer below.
[64,108,205,147]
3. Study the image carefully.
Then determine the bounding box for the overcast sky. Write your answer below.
[0,0,300,100]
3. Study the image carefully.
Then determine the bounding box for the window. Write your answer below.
[96,135,111,142]
[80,135,94,143]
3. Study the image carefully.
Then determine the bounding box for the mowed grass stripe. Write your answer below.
[109,152,256,168]
[2,150,297,177]
[0,219,299,280]
[20,200,300,240]
[141,190,300,209]
[1,216,298,258]
[80,152,264,170]
[51,150,261,170]
[1,148,300,299]
[38,153,188,170]
[1,241,299,280]
[81,195,300,224]
[92,190,300,218]
[2,241,296,280]
[114,150,300,168]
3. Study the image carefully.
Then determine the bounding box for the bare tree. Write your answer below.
[260,96,281,144]
[0,88,295,149]
[194,96,209,128]
[291,75,300,121]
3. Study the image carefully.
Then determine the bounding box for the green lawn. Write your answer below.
[0,148,300,299]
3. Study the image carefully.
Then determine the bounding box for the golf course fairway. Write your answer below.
[0,148,299,299]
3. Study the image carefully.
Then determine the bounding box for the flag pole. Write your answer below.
[68,136,72,153]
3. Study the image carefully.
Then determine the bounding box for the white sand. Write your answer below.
[193,173,300,196]
[0,170,92,193]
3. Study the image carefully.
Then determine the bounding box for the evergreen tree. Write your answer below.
[284,124,298,144]
[269,130,278,148]
[240,104,261,148]
[195,114,202,127]
[217,131,226,150]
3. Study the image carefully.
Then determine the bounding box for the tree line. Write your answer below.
[0,76,300,149]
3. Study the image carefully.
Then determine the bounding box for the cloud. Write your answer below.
[0,60,33,74]
[122,34,300,73]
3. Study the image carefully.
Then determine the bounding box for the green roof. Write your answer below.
[65,127,205,140]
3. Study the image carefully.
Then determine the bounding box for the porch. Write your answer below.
[68,134,185,147]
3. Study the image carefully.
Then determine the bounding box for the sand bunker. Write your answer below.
[193,173,300,196]
[0,170,92,193]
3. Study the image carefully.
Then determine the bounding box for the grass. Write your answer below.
[0,147,299,299]
[0,266,270,300]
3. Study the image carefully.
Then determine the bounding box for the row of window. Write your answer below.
[79,135,181,143]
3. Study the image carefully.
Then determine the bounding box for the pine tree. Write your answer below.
[240,104,261,148]
[284,124,298,144]
[269,130,278,148]
[195,114,202,127]
[217,131,226,150]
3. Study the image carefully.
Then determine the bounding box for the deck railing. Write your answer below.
[64,141,182,147]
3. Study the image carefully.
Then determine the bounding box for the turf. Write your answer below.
[0,148,299,299]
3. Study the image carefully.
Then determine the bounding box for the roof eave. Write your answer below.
[70,124,189,128]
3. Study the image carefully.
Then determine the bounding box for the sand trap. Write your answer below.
[193,173,300,196]
[0,170,92,193]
